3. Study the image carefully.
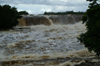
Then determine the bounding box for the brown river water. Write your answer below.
[0,19,100,66]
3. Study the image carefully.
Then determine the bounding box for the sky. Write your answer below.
[0,0,90,14]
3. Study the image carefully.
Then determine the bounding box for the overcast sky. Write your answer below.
[0,0,90,14]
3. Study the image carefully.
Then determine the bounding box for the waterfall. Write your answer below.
[17,16,53,26]
[17,15,82,26]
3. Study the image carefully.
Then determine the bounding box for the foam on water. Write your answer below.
[0,21,99,66]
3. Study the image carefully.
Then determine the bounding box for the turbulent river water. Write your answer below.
[0,22,100,66]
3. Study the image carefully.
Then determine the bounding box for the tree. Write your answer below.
[0,5,21,30]
[18,11,29,15]
[78,0,100,56]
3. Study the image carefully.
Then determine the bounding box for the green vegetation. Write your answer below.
[44,11,85,15]
[0,5,28,30]
[18,11,29,15]
[0,5,19,30]
[78,0,100,56]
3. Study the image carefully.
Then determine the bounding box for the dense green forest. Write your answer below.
[44,11,85,15]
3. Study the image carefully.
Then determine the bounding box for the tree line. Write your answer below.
[44,11,85,15]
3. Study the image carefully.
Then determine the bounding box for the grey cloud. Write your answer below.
[0,0,89,14]
[0,0,89,6]
[51,5,88,12]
